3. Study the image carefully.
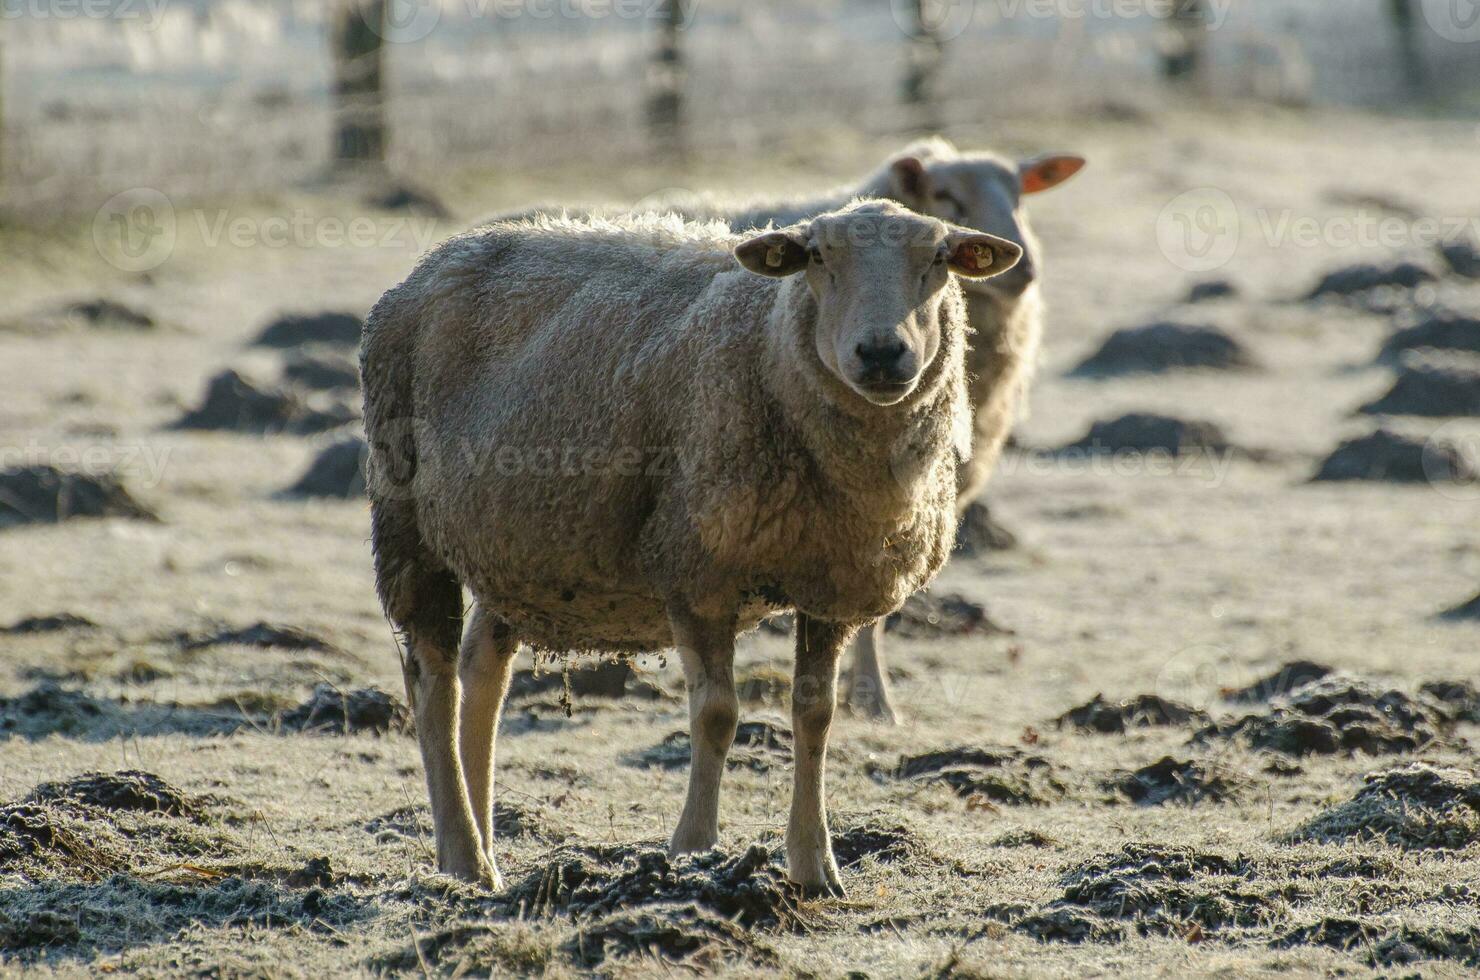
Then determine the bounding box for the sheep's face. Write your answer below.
[887,149,1084,299]
[736,203,1021,407]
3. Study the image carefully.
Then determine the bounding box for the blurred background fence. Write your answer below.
[3,0,1480,214]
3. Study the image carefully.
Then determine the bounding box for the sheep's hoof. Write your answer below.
[441,855,501,890]
[794,875,848,900]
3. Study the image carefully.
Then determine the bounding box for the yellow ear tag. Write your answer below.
[970,244,994,269]
[765,243,787,269]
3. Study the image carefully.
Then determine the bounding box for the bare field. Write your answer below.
[1,107,1478,977]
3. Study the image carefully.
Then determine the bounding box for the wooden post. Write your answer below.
[333,0,387,167]
[647,0,687,154]
[1160,0,1207,85]
[1387,0,1428,95]
[902,0,945,129]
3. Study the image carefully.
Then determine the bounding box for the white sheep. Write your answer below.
[361,201,1021,894]
[504,137,1085,723]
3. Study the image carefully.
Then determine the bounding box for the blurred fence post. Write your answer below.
[333,0,387,167]
[902,0,946,128]
[1387,0,1428,95]
[1160,0,1207,87]
[647,0,687,156]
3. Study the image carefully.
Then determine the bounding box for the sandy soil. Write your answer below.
[1,105,1478,977]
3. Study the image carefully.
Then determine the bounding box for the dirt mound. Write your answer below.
[1197,676,1452,756]
[0,873,367,960]
[1307,260,1437,300]
[1441,592,1480,621]
[1440,239,1480,278]
[277,684,409,735]
[366,800,552,844]
[1013,907,1124,944]
[172,369,358,435]
[1224,660,1333,703]
[27,771,201,818]
[885,591,1008,639]
[1056,694,1209,733]
[830,816,931,867]
[251,312,363,348]
[628,720,792,772]
[508,659,666,703]
[1,612,96,634]
[953,501,1018,556]
[1278,916,1480,970]
[1069,322,1257,377]
[1050,843,1266,936]
[1187,279,1239,303]
[0,465,158,529]
[64,298,154,330]
[1378,311,1480,363]
[895,746,1064,806]
[0,771,235,886]
[1310,428,1476,483]
[1056,413,1233,455]
[179,621,339,653]
[565,902,775,968]
[1102,757,1242,806]
[282,348,360,391]
[1289,763,1480,850]
[1422,680,1480,723]
[990,829,1059,849]
[284,438,367,498]
[365,182,452,219]
[502,843,802,930]
[1360,360,1480,417]
[0,683,245,741]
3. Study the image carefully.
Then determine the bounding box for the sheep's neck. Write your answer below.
[760,286,962,510]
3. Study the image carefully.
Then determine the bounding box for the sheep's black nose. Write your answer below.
[855,340,910,382]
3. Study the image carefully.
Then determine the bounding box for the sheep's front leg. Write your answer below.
[843,619,901,724]
[403,629,495,887]
[668,605,739,854]
[790,614,853,897]
[458,603,519,886]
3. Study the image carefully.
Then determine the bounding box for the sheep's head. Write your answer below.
[736,201,1021,407]
[887,143,1085,298]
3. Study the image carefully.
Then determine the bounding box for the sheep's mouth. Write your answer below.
[853,378,918,406]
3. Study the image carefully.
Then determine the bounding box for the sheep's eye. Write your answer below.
[808,247,824,264]
[932,250,948,266]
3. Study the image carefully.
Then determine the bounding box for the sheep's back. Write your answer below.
[403,223,772,650]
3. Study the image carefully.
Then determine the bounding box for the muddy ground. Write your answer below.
[1,106,1478,977]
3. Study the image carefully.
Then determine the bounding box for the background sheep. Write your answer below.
[360,202,1021,892]
[502,137,1085,723]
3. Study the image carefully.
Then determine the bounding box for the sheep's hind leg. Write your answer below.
[458,602,519,886]
[668,605,740,855]
[789,614,852,897]
[843,619,901,725]
[371,499,491,886]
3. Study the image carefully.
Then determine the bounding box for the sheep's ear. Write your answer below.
[735,231,809,278]
[945,230,1022,279]
[889,155,931,203]
[1020,153,1086,195]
